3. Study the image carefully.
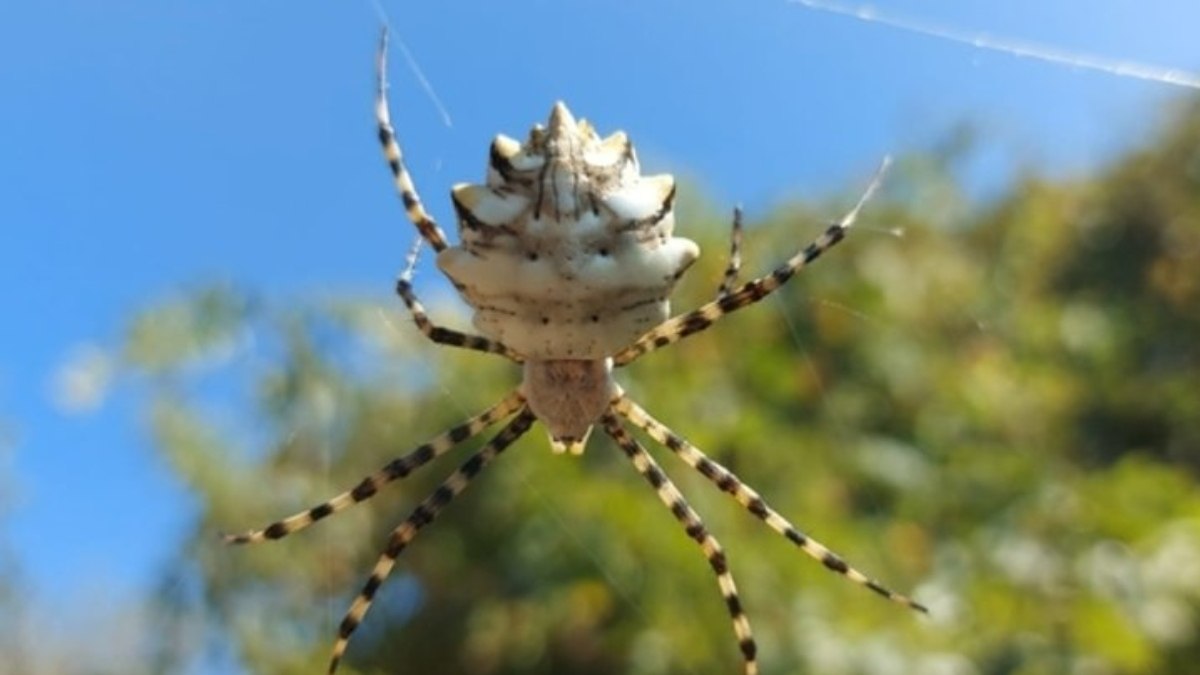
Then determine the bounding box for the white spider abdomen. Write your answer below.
[437,102,699,360]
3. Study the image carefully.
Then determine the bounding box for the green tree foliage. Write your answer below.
[0,420,32,672]
[126,99,1200,675]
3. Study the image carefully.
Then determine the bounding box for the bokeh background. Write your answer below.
[3,1,1200,673]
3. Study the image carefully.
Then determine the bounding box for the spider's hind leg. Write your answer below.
[223,390,526,545]
[329,409,537,674]
[601,413,759,675]
[613,395,927,614]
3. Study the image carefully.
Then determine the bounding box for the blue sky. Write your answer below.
[2,0,1199,669]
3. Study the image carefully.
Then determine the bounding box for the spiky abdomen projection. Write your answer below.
[437,102,699,360]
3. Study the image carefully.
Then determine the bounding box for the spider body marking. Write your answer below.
[224,28,926,675]
[437,100,695,452]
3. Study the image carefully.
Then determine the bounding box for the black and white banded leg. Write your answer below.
[222,390,524,544]
[614,156,891,367]
[376,28,451,253]
[601,413,759,675]
[717,206,744,298]
[395,239,524,361]
[613,395,927,613]
[329,409,536,674]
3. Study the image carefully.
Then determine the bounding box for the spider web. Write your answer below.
[764,0,1200,435]
[792,0,1200,90]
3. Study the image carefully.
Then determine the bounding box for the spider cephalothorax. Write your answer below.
[225,29,926,675]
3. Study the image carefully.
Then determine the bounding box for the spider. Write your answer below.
[224,28,927,675]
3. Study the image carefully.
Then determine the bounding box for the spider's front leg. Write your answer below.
[614,156,891,367]
[375,28,450,253]
[377,31,523,362]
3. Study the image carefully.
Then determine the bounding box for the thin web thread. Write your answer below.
[791,0,1200,90]
[365,0,454,127]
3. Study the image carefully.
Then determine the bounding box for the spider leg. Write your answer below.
[395,238,524,361]
[601,412,758,675]
[223,390,526,545]
[613,396,927,613]
[717,206,744,297]
[614,156,891,366]
[376,28,451,253]
[329,409,536,674]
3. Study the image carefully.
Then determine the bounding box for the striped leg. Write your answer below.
[223,390,525,545]
[601,413,758,675]
[395,239,523,361]
[376,28,451,253]
[614,156,891,366]
[717,206,744,297]
[613,396,927,613]
[330,409,536,674]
